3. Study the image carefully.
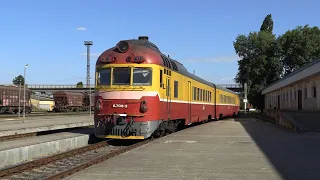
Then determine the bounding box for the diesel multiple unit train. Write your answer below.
[93,36,240,140]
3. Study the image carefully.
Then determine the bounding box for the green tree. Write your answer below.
[278,25,320,74]
[12,75,25,85]
[234,14,283,109]
[76,81,84,88]
[260,14,274,33]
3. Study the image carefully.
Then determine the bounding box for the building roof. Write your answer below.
[262,58,320,95]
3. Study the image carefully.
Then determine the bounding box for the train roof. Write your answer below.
[100,37,237,95]
[53,91,84,96]
[0,85,31,91]
[131,38,236,94]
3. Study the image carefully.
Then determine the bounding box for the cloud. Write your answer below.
[76,27,87,31]
[184,55,239,63]
[80,52,101,57]
[221,76,235,81]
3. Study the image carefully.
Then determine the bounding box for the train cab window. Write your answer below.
[113,67,131,85]
[174,81,178,98]
[160,70,163,88]
[133,68,152,86]
[97,68,111,85]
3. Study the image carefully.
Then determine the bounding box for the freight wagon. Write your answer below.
[52,91,84,112]
[0,85,32,114]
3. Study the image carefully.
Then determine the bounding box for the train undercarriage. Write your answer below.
[0,106,32,114]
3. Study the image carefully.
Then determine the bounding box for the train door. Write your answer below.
[187,81,192,124]
[166,77,171,120]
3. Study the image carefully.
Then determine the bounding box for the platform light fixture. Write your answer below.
[23,64,29,121]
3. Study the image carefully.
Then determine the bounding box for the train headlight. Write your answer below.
[117,41,129,53]
[140,100,148,113]
[96,98,103,111]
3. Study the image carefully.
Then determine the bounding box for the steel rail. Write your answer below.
[0,138,152,180]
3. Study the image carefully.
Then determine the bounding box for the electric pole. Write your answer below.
[243,66,249,114]
[244,82,248,114]
[84,41,93,88]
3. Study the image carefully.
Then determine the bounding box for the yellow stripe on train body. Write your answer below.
[98,135,145,139]
[95,63,240,106]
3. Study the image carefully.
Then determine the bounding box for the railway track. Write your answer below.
[0,111,92,119]
[0,138,152,180]
[0,132,38,142]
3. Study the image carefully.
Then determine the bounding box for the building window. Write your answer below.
[174,81,178,98]
[313,86,317,98]
[304,88,307,99]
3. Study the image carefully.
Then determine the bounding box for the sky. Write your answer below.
[0,0,319,86]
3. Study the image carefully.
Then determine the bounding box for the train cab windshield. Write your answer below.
[113,67,131,85]
[96,67,152,86]
[133,68,152,86]
[97,68,111,85]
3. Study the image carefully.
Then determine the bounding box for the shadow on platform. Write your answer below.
[234,114,320,180]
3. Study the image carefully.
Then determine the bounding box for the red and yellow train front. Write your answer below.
[94,39,163,139]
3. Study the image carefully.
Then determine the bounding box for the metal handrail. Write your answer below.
[217,84,242,88]
[2,84,242,89]
[1,84,95,88]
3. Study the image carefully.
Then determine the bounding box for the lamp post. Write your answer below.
[18,82,21,118]
[23,64,29,120]
[89,77,92,116]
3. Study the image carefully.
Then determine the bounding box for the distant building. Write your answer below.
[262,58,320,111]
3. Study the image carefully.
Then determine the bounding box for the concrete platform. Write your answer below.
[66,117,320,180]
[0,115,94,137]
[0,128,94,169]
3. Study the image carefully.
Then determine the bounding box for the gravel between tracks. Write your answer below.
[6,145,121,180]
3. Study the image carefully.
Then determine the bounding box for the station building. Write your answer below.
[262,58,320,112]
